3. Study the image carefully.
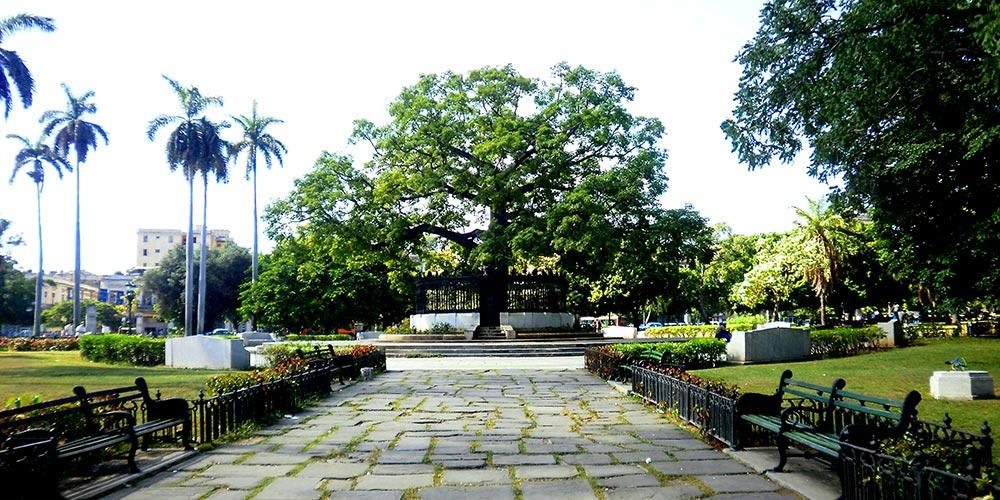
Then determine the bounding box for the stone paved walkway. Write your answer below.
[110,370,793,500]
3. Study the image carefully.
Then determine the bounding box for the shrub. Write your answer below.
[809,326,885,357]
[284,334,352,341]
[0,337,79,351]
[429,322,459,335]
[79,334,165,366]
[205,358,308,395]
[726,314,766,332]
[260,342,383,369]
[384,318,417,335]
[604,338,728,369]
[645,325,716,338]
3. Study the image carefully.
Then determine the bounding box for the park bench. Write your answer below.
[0,377,190,478]
[735,369,921,472]
[293,345,357,384]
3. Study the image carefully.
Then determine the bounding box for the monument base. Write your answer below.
[929,371,994,400]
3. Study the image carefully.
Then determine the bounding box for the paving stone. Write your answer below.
[583,464,648,477]
[296,461,370,479]
[651,460,751,476]
[324,479,353,491]
[706,493,799,500]
[696,474,780,493]
[443,468,511,484]
[613,451,673,463]
[418,486,515,500]
[514,464,579,480]
[377,451,428,464]
[354,473,435,490]
[241,452,307,465]
[207,490,248,500]
[202,475,266,489]
[478,441,519,454]
[176,453,242,470]
[596,473,661,488]
[200,464,296,477]
[108,486,214,500]
[329,492,403,500]
[671,449,728,461]
[491,454,556,465]
[372,463,435,475]
[604,484,703,500]
[255,477,323,500]
[559,453,613,465]
[520,479,597,500]
[433,457,487,468]
[651,439,712,450]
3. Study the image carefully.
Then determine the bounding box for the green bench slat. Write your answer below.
[783,431,841,457]
[835,389,903,408]
[741,414,782,431]
[134,418,185,435]
[783,388,829,401]
[787,380,834,393]
[833,401,901,420]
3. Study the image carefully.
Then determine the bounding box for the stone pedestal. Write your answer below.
[726,327,810,364]
[929,371,994,400]
[603,326,637,338]
[166,335,250,369]
[877,320,900,347]
[239,331,276,347]
[85,305,97,333]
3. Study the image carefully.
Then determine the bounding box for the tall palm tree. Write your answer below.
[230,101,286,330]
[7,133,70,336]
[147,76,224,336]
[0,14,55,118]
[793,197,854,326]
[195,119,229,336]
[40,83,108,327]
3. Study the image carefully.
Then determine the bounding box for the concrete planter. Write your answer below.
[726,327,810,364]
[166,335,250,370]
[929,371,994,400]
[876,320,901,347]
[603,326,637,338]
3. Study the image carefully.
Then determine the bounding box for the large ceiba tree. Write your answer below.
[723,0,1000,309]
[270,64,675,322]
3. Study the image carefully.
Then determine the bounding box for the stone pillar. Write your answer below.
[85,305,98,333]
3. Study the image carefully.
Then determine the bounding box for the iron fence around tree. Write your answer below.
[630,365,738,446]
[414,273,567,314]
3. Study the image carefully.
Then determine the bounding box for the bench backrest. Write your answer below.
[0,393,85,442]
[773,370,846,431]
[73,378,159,434]
[831,389,921,437]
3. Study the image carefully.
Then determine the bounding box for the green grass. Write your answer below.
[693,338,1000,461]
[0,351,232,405]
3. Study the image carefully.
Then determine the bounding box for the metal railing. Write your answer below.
[630,365,737,446]
[414,273,567,314]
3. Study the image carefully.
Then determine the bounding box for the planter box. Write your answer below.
[726,327,810,364]
[166,335,250,370]
[929,371,994,400]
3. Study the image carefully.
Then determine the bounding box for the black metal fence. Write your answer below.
[630,365,737,446]
[414,273,567,313]
[840,441,1000,500]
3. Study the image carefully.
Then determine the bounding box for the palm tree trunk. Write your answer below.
[185,175,194,336]
[33,183,43,337]
[73,160,81,329]
[250,153,258,332]
[197,174,208,335]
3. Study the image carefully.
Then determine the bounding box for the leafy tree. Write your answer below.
[723,0,1000,309]
[238,236,408,333]
[697,225,761,318]
[143,243,250,329]
[791,198,856,325]
[229,101,286,330]
[147,76,227,335]
[0,219,33,325]
[0,14,55,118]
[269,64,667,324]
[732,234,809,320]
[40,83,108,327]
[41,298,120,329]
[6,133,70,336]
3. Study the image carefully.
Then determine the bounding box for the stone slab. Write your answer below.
[255,477,322,500]
[354,473,434,490]
[419,486,516,500]
[520,479,597,500]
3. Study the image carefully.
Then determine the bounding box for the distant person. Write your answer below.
[715,321,731,342]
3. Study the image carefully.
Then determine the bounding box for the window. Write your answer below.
[155,249,161,253]
[156,235,160,240]
[143,235,148,242]
[142,249,148,256]
[168,236,174,243]
[193,236,198,243]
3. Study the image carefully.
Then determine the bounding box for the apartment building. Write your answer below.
[136,227,231,269]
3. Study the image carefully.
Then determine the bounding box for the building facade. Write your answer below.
[136,227,231,269]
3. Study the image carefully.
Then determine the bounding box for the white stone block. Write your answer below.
[239,331,276,347]
[876,320,899,347]
[602,326,637,338]
[929,371,994,400]
[726,327,810,364]
[165,335,250,369]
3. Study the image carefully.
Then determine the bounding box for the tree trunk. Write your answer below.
[33,183,43,337]
[185,175,195,336]
[73,160,81,328]
[819,294,826,326]
[197,174,209,335]
[250,152,258,331]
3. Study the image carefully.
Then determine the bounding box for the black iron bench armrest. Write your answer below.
[779,405,829,433]
[97,410,136,430]
[735,392,781,417]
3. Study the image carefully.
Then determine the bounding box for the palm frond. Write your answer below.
[147,114,179,140]
[0,47,34,115]
[0,14,55,42]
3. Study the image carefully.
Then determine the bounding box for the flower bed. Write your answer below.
[809,326,885,357]
[0,337,79,351]
[585,339,727,381]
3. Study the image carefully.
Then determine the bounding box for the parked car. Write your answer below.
[209,328,231,336]
[638,322,663,331]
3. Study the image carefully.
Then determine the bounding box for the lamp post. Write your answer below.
[125,280,136,334]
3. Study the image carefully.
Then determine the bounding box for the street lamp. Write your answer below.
[125,280,136,335]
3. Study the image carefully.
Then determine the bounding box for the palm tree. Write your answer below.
[0,14,55,118]
[7,133,70,336]
[230,101,286,330]
[793,197,854,326]
[40,83,108,328]
[147,76,224,335]
[195,119,229,336]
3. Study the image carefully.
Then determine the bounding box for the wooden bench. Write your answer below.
[0,377,190,476]
[294,345,357,384]
[735,369,921,471]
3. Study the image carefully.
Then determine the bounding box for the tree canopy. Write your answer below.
[723,0,1000,309]
[143,243,250,328]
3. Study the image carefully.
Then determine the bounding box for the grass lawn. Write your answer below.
[694,337,1000,462]
[0,351,232,405]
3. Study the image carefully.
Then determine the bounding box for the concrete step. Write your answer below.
[380,337,669,357]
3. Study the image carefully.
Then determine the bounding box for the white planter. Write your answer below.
[165,335,250,370]
[602,326,637,338]
[929,371,994,400]
[726,327,810,364]
[876,320,900,347]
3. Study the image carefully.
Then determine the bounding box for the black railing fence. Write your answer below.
[414,273,566,313]
[631,365,737,446]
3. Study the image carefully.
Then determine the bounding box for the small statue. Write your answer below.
[945,356,968,371]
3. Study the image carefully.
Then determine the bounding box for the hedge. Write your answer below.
[809,326,885,357]
[0,338,79,351]
[609,338,727,367]
[79,334,165,366]
[645,325,716,338]
[261,343,382,368]
[207,344,385,395]
[284,334,352,341]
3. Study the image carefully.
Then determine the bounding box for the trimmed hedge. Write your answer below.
[79,334,165,366]
[0,338,79,351]
[261,343,382,368]
[284,334,352,341]
[609,339,727,367]
[809,326,885,357]
[645,325,716,338]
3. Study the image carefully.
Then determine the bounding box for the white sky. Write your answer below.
[0,0,830,275]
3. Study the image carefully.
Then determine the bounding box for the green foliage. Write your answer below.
[428,322,458,335]
[284,334,351,341]
[41,299,121,329]
[724,0,1000,308]
[608,338,727,367]
[259,343,382,369]
[726,314,766,332]
[383,318,417,335]
[0,246,33,325]
[644,325,716,338]
[79,334,165,366]
[144,243,250,327]
[809,327,886,358]
[0,14,56,118]
[0,337,78,351]
[731,233,810,316]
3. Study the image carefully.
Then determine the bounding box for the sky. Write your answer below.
[0,1,830,276]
